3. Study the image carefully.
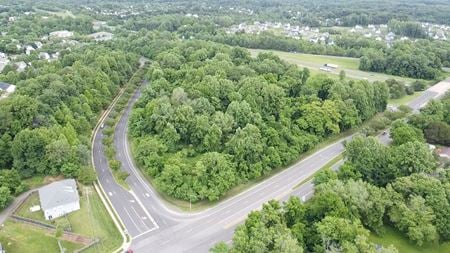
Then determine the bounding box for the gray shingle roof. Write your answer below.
[38,179,79,210]
[0,82,11,90]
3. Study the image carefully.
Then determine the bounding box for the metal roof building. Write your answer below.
[38,179,80,220]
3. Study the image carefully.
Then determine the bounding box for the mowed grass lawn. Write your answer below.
[11,185,121,253]
[370,226,450,253]
[388,90,424,106]
[0,221,82,253]
[248,49,421,84]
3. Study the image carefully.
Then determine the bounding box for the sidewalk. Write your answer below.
[0,189,34,225]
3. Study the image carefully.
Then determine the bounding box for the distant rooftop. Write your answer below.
[0,82,12,90]
[437,147,450,158]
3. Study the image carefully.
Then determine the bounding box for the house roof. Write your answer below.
[38,179,79,210]
[0,82,11,90]
[438,147,450,158]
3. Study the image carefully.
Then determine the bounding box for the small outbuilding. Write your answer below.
[38,179,80,220]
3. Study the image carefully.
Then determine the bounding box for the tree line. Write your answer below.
[212,122,449,252]
[359,40,449,80]
[0,45,138,208]
[408,92,450,145]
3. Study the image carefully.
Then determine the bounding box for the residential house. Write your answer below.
[38,179,80,220]
[15,61,27,72]
[89,32,114,41]
[39,52,50,60]
[34,41,43,49]
[49,30,74,38]
[385,32,395,42]
[0,53,9,73]
[0,82,16,99]
[25,45,35,55]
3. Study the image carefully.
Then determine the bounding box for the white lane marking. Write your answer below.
[123,207,142,233]
[131,226,159,240]
[145,193,150,197]
[129,200,135,203]
[142,217,147,220]
[108,192,113,196]
[121,134,159,229]
[130,205,149,229]
[304,190,314,197]
[129,190,159,229]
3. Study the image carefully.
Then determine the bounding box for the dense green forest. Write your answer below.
[409,93,450,145]
[0,45,138,208]
[0,1,448,252]
[129,40,389,202]
[213,100,450,252]
[359,40,448,79]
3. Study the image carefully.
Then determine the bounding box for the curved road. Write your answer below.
[93,78,450,252]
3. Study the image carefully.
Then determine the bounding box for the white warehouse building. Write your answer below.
[38,179,80,220]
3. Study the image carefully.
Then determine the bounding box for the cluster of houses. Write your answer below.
[350,23,448,46]
[422,22,449,41]
[226,21,335,45]
[83,5,141,18]
[0,25,114,75]
[226,21,450,48]
[348,24,406,46]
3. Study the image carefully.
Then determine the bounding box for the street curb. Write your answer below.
[94,182,130,252]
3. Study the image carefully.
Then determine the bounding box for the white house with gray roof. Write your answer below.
[38,179,80,220]
[0,82,15,99]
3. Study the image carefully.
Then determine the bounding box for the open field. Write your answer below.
[0,221,82,253]
[370,226,450,253]
[74,186,122,253]
[12,185,121,253]
[34,8,75,18]
[388,91,424,106]
[249,49,424,84]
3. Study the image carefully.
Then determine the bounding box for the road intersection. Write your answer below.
[92,78,449,252]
